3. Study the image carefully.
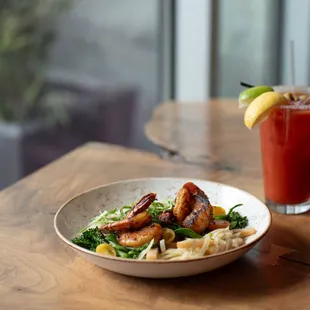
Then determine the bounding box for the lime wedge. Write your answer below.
[239,85,274,108]
[244,91,287,129]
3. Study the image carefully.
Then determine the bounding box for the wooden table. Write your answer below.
[1,140,310,309]
[145,100,261,169]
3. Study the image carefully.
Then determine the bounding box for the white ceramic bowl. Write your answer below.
[54,178,271,278]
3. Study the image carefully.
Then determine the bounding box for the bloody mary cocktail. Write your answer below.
[259,86,310,214]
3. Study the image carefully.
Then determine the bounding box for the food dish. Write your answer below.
[54,178,271,278]
[71,182,256,261]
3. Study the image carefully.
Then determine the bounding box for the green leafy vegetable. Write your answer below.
[214,204,248,229]
[71,227,105,251]
[118,251,129,258]
[228,211,248,229]
[104,233,118,244]
[147,200,174,222]
[174,228,202,239]
[72,198,174,258]
[78,205,132,234]
[166,223,182,230]
[72,228,153,259]
[104,233,153,259]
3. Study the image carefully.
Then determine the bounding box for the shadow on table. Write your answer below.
[265,211,310,253]
[121,256,308,303]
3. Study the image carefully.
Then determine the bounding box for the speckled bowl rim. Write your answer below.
[54,177,272,264]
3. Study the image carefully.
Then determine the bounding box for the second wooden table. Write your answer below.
[145,100,261,173]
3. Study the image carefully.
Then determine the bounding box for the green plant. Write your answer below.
[0,0,70,123]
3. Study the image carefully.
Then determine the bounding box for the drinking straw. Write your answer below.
[240,82,254,88]
[290,40,295,87]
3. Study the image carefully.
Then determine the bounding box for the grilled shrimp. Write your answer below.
[100,211,152,232]
[100,193,156,232]
[118,223,162,247]
[182,201,213,233]
[173,182,213,234]
[126,193,156,218]
[173,186,192,222]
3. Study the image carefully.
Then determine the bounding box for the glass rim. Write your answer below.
[272,85,310,110]
[273,85,310,93]
[280,105,310,110]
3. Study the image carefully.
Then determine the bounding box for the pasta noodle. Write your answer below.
[159,227,255,260]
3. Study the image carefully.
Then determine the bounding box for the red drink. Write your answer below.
[259,87,310,214]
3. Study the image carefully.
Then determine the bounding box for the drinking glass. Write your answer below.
[259,85,310,214]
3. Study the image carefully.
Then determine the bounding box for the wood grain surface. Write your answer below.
[145,101,261,170]
[1,142,310,310]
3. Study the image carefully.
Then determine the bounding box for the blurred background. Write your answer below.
[0,0,308,188]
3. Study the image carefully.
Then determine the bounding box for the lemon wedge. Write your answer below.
[96,243,117,256]
[162,228,175,244]
[212,206,226,217]
[244,91,286,129]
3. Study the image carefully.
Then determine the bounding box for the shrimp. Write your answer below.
[100,211,152,232]
[182,201,213,234]
[173,182,213,234]
[125,193,156,218]
[118,223,162,247]
[173,186,192,222]
[100,193,156,232]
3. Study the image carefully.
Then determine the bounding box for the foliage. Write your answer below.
[0,0,70,123]
[214,204,248,229]
[72,227,152,259]
[72,227,105,252]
